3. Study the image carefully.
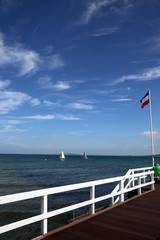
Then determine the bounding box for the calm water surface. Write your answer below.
[0,154,154,240]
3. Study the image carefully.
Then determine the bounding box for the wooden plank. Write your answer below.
[39,184,160,240]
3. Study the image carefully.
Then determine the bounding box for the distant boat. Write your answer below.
[83,152,88,159]
[60,151,65,161]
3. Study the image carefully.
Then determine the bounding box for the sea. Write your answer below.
[0,154,156,240]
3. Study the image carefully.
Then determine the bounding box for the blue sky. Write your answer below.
[0,0,160,155]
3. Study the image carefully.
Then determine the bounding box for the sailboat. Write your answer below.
[60,151,65,161]
[83,152,88,159]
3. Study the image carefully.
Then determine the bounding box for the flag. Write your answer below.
[140,91,149,109]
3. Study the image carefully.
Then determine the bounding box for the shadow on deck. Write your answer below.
[35,183,160,240]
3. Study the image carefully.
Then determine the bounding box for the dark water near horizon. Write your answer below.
[0,154,156,240]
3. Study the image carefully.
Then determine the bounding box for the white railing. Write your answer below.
[0,167,154,237]
[111,166,152,205]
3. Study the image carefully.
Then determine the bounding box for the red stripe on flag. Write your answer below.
[141,99,149,108]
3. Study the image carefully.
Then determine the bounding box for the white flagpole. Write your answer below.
[148,89,154,166]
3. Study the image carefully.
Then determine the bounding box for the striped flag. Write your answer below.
[140,91,149,109]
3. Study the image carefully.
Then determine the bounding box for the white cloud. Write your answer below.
[0,86,42,114]
[111,0,133,16]
[21,115,55,120]
[138,35,160,53]
[29,98,41,106]
[0,79,11,89]
[18,51,40,76]
[43,100,56,106]
[58,115,80,120]
[0,90,31,114]
[20,114,80,121]
[54,81,70,90]
[38,76,53,89]
[0,33,40,76]
[44,54,65,69]
[140,131,160,137]
[90,26,119,37]
[0,125,27,133]
[91,89,118,94]
[112,98,132,102]
[110,66,160,85]
[38,76,71,91]
[78,0,116,25]
[76,0,133,26]
[68,102,94,110]
[0,33,65,76]
[1,120,23,124]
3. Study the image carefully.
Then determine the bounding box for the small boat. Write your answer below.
[60,151,65,161]
[83,152,88,159]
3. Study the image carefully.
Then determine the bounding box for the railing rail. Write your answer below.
[0,167,154,236]
[111,166,152,205]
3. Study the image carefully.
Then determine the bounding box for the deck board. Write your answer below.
[39,183,160,240]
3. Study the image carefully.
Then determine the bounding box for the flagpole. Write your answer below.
[148,89,154,166]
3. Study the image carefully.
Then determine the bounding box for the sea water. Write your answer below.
[0,154,155,240]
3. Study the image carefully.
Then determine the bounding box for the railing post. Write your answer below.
[151,172,155,190]
[41,195,48,235]
[119,179,124,202]
[143,170,146,183]
[90,185,95,214]
[111,196,114,206]
[138,176,141,195]
[131,170,135,187]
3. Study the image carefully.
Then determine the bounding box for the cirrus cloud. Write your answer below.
[0,90,31,114]
[19,114,80,121]
[76,0,133,26]
[0,79,42,114]
[0,32,65,76]
[21,115,55,120]
[77,0,116,25]
[0,125,27,133]
[58,115,80,120]
[0,33,40,76]
[110,66,160,85]
[112,98,132,102]
[38,76,71,91]
[89,26,119,37]
[67,102,94,110]
[0,79,11,89]
[29,98,41,106]
[139,131,160,137]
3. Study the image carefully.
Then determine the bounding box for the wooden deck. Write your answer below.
[38,183,160,240]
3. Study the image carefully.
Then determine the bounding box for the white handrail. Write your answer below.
[0,167,154,236]
[111,166,152,205]
[0,176,123,205]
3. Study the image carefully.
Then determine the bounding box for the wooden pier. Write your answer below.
[38,183,160,240]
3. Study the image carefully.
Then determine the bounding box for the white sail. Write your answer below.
[60,151,65,160]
